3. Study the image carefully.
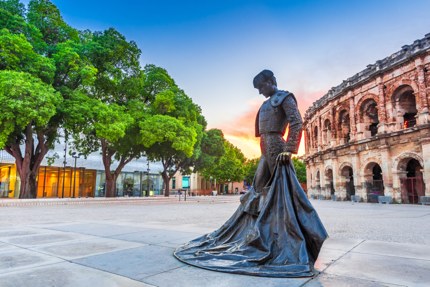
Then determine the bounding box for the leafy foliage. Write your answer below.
[202,140,246,184]
[0,70,60,148]
[292,157,307,183]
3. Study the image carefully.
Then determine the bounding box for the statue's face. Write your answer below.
[255,79,276,98]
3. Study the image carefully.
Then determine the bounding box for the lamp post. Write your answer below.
[146,161,150,197]
[71,152,82,198]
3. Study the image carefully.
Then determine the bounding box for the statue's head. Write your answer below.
[253,69,278,98]
[253,70,277,88]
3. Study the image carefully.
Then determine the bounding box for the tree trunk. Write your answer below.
[18,169,37,198]
[6,125,48,199]
[101,139,136,198]
[105,175,116,197]
[161,171,170,197]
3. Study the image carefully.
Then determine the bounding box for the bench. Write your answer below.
[351,195,361,203]
[378,196,392,204]
[419,196,430,205]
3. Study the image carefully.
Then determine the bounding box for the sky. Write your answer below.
[21,0,430,158]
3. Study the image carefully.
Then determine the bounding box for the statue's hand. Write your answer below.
[276,152,291,165]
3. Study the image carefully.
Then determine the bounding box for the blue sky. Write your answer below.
[21,0,430,157]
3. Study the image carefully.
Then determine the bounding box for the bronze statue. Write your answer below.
[174,70,328,277]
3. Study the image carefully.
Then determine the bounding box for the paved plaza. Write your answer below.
[0,196,429,286]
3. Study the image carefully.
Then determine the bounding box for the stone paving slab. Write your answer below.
[352,240,430,261]
[0,228,41,238]
[44,222,149,237]
[0,200,429,286]
[110,228,202,246]
[73,245,185,281]
[304,274,406,287]
[1,231,89,247]
[0,262,154,287]
[0,248,63,275]
[320,237,364,251]
[324,251,430,287]
[31,237,145,260]
[143,265,310,287]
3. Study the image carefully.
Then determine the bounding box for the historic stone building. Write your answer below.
[304,33,430,203]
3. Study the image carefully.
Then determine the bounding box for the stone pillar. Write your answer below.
[349,93,356,141]
[379,145,393,197]
[377,77,388,133]
[395,100,404,130]
[392,170,407,203]
[317,115,323,151]
[421,138,430,196]
[416,59,429,125]
[330,106,336,146]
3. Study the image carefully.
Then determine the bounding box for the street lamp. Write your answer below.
[146,161,150,197]
[71,152,82,198]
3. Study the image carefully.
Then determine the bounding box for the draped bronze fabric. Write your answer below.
[174,162,328,277]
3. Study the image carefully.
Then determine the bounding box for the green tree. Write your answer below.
[140,84,205,196]
[292,157,307,184]
[193,129,225,172]
[0,0,96,198]
[202,140,246,193]
[0,71,61,198]
[65,28,144,197]
[243,158,259,186]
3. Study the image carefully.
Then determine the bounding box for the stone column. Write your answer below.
[392,170,407,203]
[416,58,429,125]
[349,93,356,141]
[377,77,388,133]
[330,106,336,146]
[379,144,393,197]
[317,115,322,151]
[421,138,430,196]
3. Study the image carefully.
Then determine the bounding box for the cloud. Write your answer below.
[211,89,326,159]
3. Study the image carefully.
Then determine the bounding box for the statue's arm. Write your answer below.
[282,94,303,154]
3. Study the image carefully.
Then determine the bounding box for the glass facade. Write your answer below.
[0,163,162,198]
[0,164,18,198]
[36,166,97,198]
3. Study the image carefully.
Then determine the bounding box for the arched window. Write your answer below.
[313,126,318,146]
[391,85,417,129]
[360,99,379,136]
[323,119,331,145]
[338,110,350,143]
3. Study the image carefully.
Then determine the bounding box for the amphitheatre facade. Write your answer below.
[304,33,430,203]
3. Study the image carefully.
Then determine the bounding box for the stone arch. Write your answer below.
[356,93,379,116]
[393,152,425,204]
[324,165,335,196]
[339,162,353,175]
[358,97,379,136]
[322,118,332,145]
[387,79,420,103]
[389,83,420,128]
[337,109,351,142]
[313,125,318,147]
[363,160,385,201]
[394,152,424,171]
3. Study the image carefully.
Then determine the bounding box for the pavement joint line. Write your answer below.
[65,260,158,286]
[302,273,408,287]
[316,239,366,273]
[347,250,430,262]
[139,265,187,281]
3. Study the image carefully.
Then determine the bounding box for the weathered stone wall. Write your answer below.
[304,33,430,203]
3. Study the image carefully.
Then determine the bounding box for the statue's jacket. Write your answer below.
[255,90,303,154]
